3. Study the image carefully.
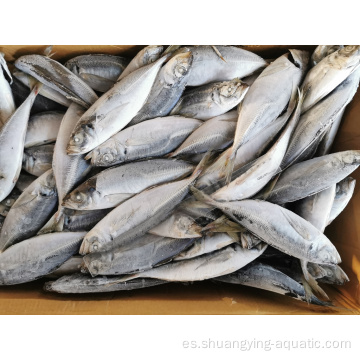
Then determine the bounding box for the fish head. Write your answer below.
[312,240,341,265]
[142,45,165,66]
[83,251,114,276]
[163,51,193,85]
[215,78,249,109]
[86,141,123,166]
[342,150,360,166]
[63,178,99,210]
[67,119,97,155]
[328,46,360,69]
[79,229,109,255]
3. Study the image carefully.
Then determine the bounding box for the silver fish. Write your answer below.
[15,55,98,108]
[311,45,344,67]
[83,234,195,276]
[0,84,39,202]
[22,144,54,176]
[117,45,164,81]
[129,51,193,125]
[301,45,360,113]
[62,208,112,232]
[25,111,64,148]
[115,243,267,282]
[191,188,341,266]
[295,185,336,233]
[67,56,167,155]
[44,273,167,294]
[13,70,72,108]
[0,232,86,285]
[85,116,202,167]
[327,177,356,225]
[281,69,360,170]
[173,233,236,261]
[65,54,129,92]
[170,78,248,120]
[266,151,360,204]
[211,89,302,201]
[39,103,91,233]
[0,170,57,252]
[0,53,15,128]
[316,264,349,285]
[222,50,309,181]
[15,172,37,192]
[148,211,202,239]
[214,262,328,305]
[179,46,267,87]
[170,111,237,157]
[63,159,194,210]
[79,156,208,254]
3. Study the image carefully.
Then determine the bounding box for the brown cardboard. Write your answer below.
[0,45,359,315]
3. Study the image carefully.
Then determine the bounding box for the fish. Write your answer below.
[82,234,195,276]
[265,151,360,204]
[62,208,112,232]
[240,231,263,249]
[79,154,209,254]
[22,144,54,176]
[25,111,64,148]
[280,69,360,170]
[39,103,91,233]
[0,170,58,252]
[316,264,349,285]
[214,261,329,306]
[170,111,237,157]
[0,188,22,217]
[301,45,360,113]
[311,45,344,67]
[113,243,268,283]
[128,51,193,125]
[63,159,195,210]
[294,185,336,233]
[14,172,37,192]
[66,56,168,155]
[170,78,249,120]
[191,187,341,266]
[327,177,356,225]
[44,273,167,293]
[14,55,98,108]
[0,53,15,128]
[13,70,72,108]
[177,46,267,87]
[85,116,202,167]
[10,76,67,115]
[221,50,309,182]
[117,45,164,81]
[0,231,86,285]
[211,89,302,201]
[47,256,83,278]
[173,233,236,261]
[0,84,40,202]
[65,54,129,92]
[148,211,202,239]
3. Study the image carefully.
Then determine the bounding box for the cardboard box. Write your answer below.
[0,45,359,315]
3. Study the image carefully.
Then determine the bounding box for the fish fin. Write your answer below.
[44,45,56,58]
[255,173,281,200]
[190,186,219,208]
[211,46,227,63]
[84,151,94,161]
[301,260,329,300]
[80,73,114,92]
[38,209,65,234]
[103,193,131,207]
[226,232,240,242]
[105,273,141,286]
[125,136,157,147]
[162,45,182,56]
[202,215,246,233]
[190,151,213,180]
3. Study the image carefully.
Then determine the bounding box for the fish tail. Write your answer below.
[301,260,330,301]
[84,151,94,161]
[190,186,219,209]
[37,208,65,235]
[44,45,56,58]
[202,215,245,234]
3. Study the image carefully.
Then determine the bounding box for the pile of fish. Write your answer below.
[0,45,359,307]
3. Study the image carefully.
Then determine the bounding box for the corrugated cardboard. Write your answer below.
[0,45,359,315]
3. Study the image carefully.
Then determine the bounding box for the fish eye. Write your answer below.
[102,153,114,164]
[175,65,187,78]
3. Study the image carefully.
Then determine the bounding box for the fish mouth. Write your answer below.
[62,198,79,210]
[66,144,83,155]
[79,239,90,255]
